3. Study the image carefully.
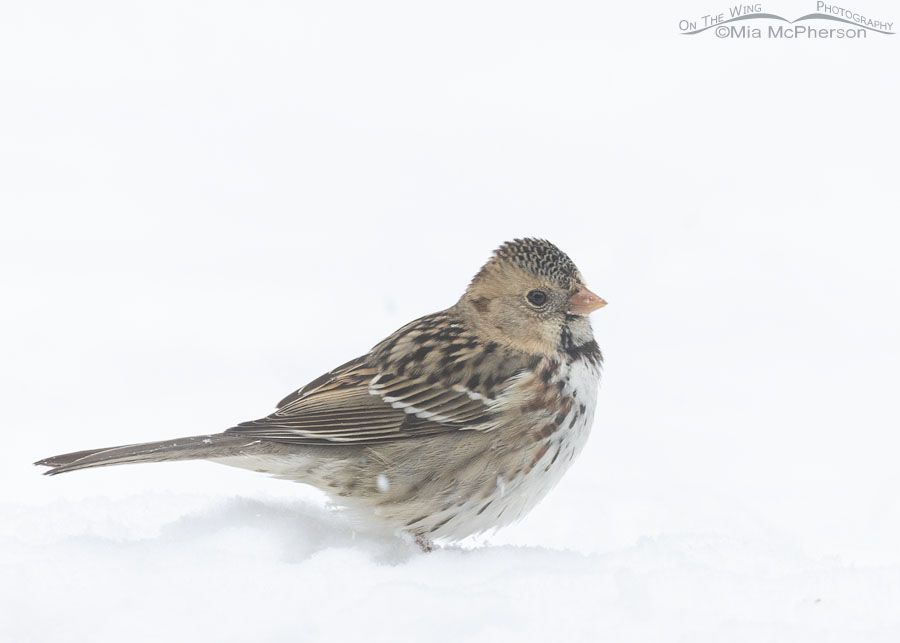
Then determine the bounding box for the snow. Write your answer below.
[376,473,390,493]
[1,0,899,641]
[3,494,899,642]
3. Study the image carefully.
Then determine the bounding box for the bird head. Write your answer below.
[460,238,605,355]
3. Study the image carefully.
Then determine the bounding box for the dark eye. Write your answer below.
[526,290,548,306]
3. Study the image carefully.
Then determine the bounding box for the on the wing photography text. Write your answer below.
[679,2,895,38]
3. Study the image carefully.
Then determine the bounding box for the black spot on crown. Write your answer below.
[490,238,581,289]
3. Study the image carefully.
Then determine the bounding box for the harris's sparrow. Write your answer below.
[37,239,607,547]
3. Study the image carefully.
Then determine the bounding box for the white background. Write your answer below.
[1,1,898,641]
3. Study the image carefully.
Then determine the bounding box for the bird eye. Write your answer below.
[526,290,548,306]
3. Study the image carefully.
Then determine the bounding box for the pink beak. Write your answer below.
[568,284,607,315]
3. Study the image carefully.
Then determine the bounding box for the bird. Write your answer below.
[36,238,607,549]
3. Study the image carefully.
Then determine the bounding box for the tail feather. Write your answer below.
[35,434,257,476]
[36,447,125,468]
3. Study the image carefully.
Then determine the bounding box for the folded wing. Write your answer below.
[225,355,498,445]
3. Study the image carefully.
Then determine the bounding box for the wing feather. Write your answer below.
[225,354,500,445]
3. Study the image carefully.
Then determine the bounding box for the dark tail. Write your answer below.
[35,433,259,476]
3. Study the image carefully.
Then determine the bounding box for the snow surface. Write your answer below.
[2,1,899,641]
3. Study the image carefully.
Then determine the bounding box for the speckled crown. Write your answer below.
[490,238,581,289]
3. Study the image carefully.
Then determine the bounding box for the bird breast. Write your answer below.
[420,353,602,541]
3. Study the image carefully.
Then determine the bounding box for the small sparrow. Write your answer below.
[37,239,606,548]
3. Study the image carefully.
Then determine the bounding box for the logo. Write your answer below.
[679,2,895,38]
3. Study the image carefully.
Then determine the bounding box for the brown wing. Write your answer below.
[224,354,498,445]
